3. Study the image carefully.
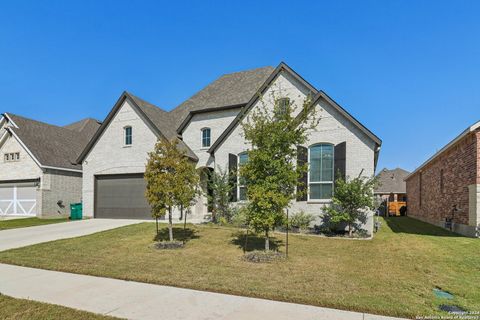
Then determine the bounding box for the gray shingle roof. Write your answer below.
[374,168,410,194]
[169,66,275,127]
[6,113,101,170]
[126,92,197,160]
[64,118,101,141]
[79,66,276,162]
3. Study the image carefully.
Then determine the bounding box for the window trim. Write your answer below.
[124,126,132,146]
[307,143,334,202]
[201,127,211,149]
[237,151,248,201]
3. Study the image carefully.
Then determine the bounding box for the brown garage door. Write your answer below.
[95,174,152,219]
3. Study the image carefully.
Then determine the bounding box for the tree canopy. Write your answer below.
[145,138,199,241]
[240,93,318,250]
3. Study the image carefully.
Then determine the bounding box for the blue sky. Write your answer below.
[1,0,479,172]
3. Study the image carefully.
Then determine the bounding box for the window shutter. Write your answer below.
[334,142,347,185]
[228,153,238,202]
[296,146,308,201]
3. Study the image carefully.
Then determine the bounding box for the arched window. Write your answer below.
[124,126,132,146]
[201,128,211,148]
[309,144,334,200]
[238,152,249,201]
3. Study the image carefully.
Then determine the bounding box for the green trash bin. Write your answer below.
[70,203,83,220]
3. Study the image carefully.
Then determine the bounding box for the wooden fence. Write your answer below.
[388,201,407,216]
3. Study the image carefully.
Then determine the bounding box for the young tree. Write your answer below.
[207,166,234,223]
[325,175,377,237]
[240,93,318,251]
[145,138,199,242]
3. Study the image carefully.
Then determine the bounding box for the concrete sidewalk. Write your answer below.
[0,263,407,320]
[0,219,140,251]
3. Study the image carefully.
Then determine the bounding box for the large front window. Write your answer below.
[238,152,248,201]
[309,144,334,200]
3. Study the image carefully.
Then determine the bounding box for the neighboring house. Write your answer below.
[78,62,381,232]
[374,168,409,215]
[405,121,480,237]
[0,113,100,218]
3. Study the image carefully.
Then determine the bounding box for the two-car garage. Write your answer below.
[94,174,152,220]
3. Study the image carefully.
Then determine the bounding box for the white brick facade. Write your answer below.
[0,133,42,181]
[182,108,240,168]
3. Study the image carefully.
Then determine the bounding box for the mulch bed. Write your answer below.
[243,250,286,263]
[153,241,185,250]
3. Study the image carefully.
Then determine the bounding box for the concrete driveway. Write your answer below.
[0,219,140,251]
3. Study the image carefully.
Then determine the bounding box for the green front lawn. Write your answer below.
[0,217,478,318]
[0,294,118,319]
[0,217,68,230]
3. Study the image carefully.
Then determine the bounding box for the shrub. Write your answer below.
[290,211,315,230]
[230,206,248,228]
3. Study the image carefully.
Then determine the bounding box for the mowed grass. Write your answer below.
[0,217,478,318]
[0,294,118,320]
[0,217,68,230]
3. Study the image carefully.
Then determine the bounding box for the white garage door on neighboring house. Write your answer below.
[0,181,38,216]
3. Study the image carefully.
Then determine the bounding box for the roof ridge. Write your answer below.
[64,118,100,132]
[125,91,169,113]
[220,65,274,77]
[6,112,80,133]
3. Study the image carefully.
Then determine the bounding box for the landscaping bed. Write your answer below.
[0,217,478,318]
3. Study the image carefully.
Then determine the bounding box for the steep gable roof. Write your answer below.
[76,92,198,163]
[2,113,100,171]
[375,168,410,194]
[172,66,275,132]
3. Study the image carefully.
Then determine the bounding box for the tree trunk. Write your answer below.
[168,207,173,242]
[212,209,217,224]
[348,223,353,237]
[183,206,187,244]
[265,229,270,251]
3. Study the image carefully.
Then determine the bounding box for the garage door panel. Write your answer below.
[0,182,37,216]
[95,174,152,219]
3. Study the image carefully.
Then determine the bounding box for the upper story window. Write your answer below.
[201,128,211,148]
[309,144,334,200]
[124,126,132,146]
[4,152,20,162]
[238,152,249,201]
[276,97,290,116]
